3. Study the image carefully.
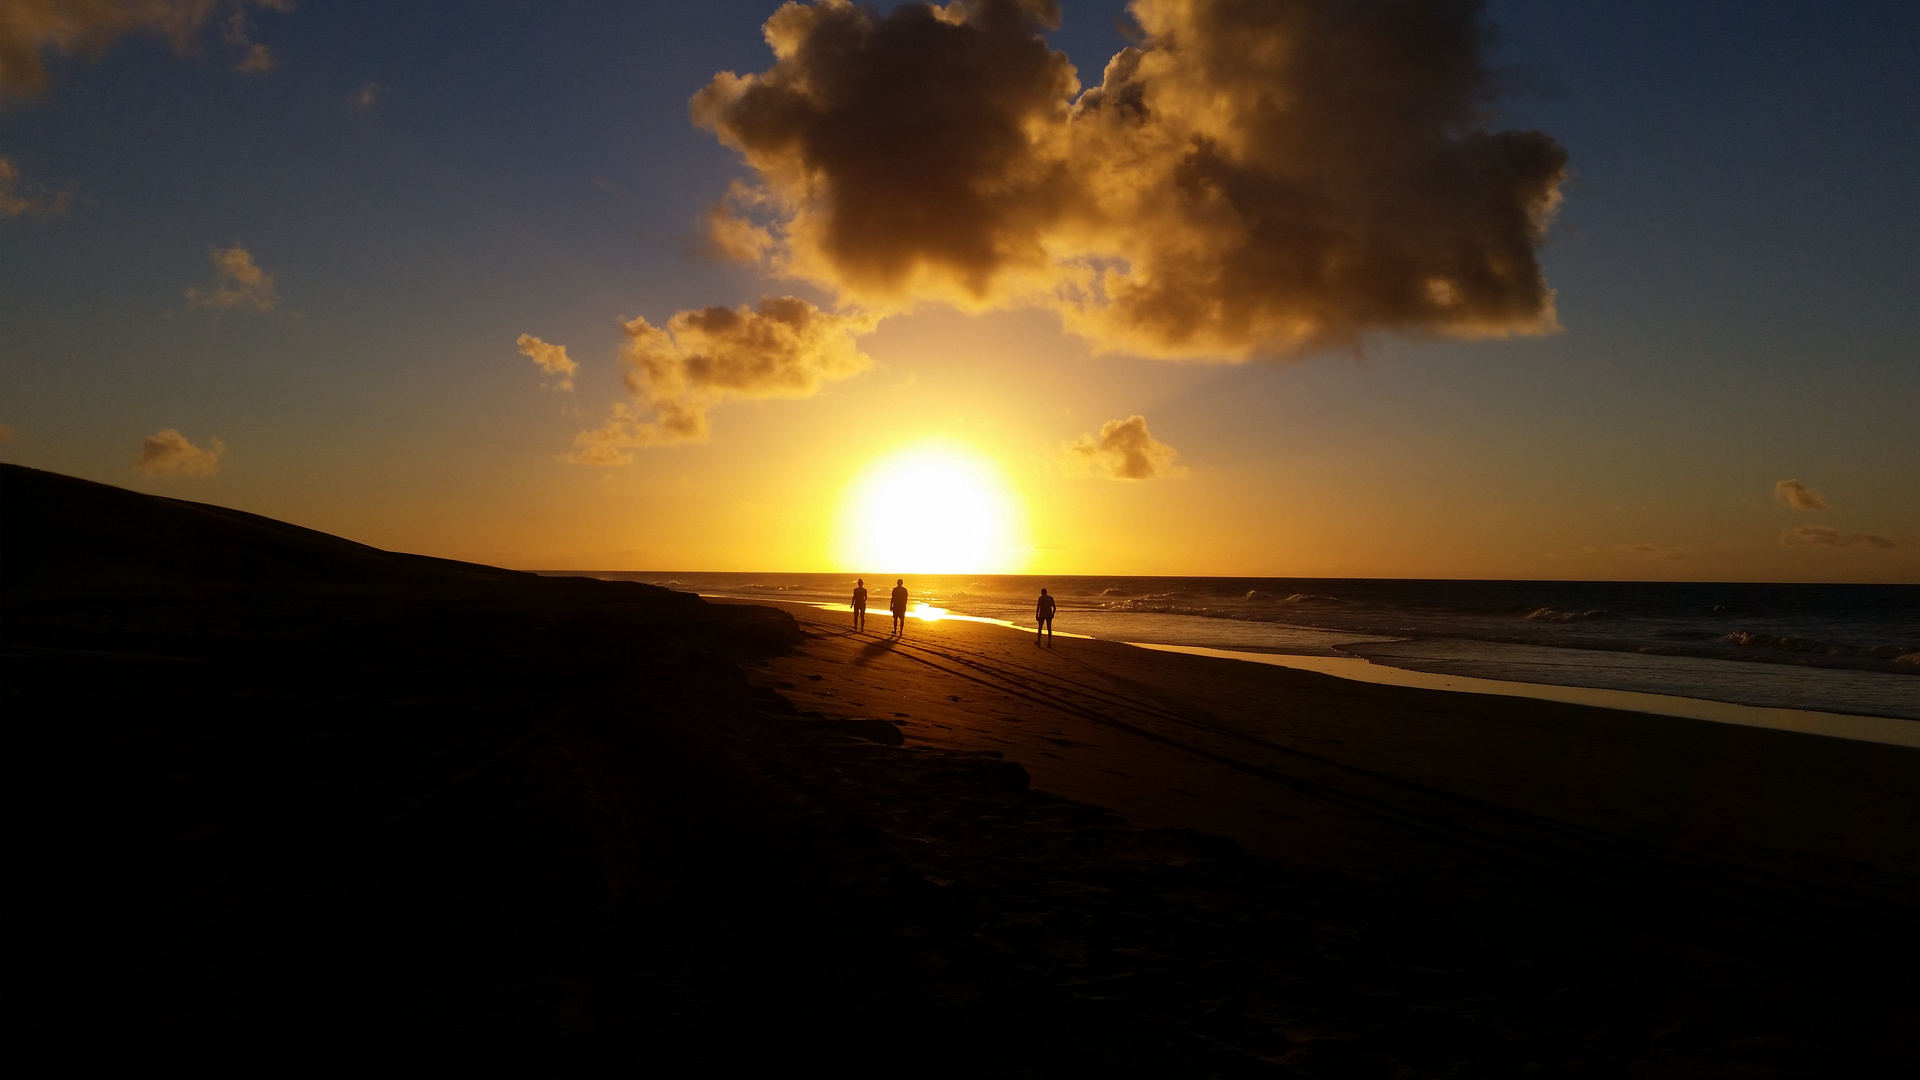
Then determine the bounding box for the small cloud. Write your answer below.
[1,0,293,99]
[564,296,879,461]
[136,428,225,478]
[0,158,72,217]
[224,4,288,74]
[515,333,577,391]
[232,41,275,73]
[590,174,618,193]
[1782,525,1896,549]
[1622,543,1690,561]
[0,421,16,441]
[1062,415,1187,480]
[1773,478,1827,511]
[348,80,379,110]
[185,244,277,311]
[563,403,645,465]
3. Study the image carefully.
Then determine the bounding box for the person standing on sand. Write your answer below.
[890,579,909,635]
[851,578,868,631]
[1035,587,1056,646]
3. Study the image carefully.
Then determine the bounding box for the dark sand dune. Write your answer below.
[4,464,1917,1075]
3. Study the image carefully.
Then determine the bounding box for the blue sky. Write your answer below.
[2,1,1915,579]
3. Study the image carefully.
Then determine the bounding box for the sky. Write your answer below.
[2,0,1916,581]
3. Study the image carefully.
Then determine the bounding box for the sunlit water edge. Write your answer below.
[536,572,1919,729]
[720,598,1920,746]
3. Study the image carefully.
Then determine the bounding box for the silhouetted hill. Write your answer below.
[3,464,541,596]
[0,463,804,654]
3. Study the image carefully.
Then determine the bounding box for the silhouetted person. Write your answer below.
[850,578,869,631]
[890,579,909,635]
[1035,587,1056,646]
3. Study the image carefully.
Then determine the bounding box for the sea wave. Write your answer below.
[1099,599,1236,619]
[1722,630,1917,662]
[1281,593,1347,605]
[1525,607,1612,623]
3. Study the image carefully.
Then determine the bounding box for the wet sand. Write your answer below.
[729,600,1920,1073]
[7,464,1918,1074]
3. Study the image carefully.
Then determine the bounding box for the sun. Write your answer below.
[839,443,1025,575]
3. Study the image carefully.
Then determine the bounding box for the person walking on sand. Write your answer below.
[889,579,909,635]
[1035,587,1056,646]
[851,578,868,632]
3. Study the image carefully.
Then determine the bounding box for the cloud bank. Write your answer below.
[515,334,577,391]
[184,243,276,311]
[1773,478,1827,511]
[696,0,1567,359]
[567,296,878,462]
[1782,525,1895,549]
[1064,414,1186,479]
[136,427,225,477]
[0,0,289,98]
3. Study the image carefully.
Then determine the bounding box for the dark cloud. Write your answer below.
[695,0,1078,307]
[1064,414,1186,479]
[697,0,1566,358]
[1773,478,1827,511]
[0,0,290,99]
[1782,525,1895,549]
[136,427,225,477]
[567,296,878,463]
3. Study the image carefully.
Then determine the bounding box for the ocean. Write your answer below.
[548,573,1920,723]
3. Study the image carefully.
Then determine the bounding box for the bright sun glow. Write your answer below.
[839,443,1025,574]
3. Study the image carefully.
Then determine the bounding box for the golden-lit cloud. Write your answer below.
[515,333,577,391]
[1782,525,1895,549]
[0,156,70,216]
[348,80,378,110]
[567,296,878,462]
[1063,414,1186,479]
[184,243,276,311]
[1773,478,1827,511]
[0,421,16,441]
[696,0,1567,359]
[0,0,291,99]
[135,427,225,477]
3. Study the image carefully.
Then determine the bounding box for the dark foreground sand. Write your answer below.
[4,464,1917,1076]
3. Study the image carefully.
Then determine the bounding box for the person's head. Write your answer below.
[1040,588,1049,595]
[856,578,864,586]
[896,579,903,586]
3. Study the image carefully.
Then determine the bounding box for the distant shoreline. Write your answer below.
[1130,643,1920,748]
